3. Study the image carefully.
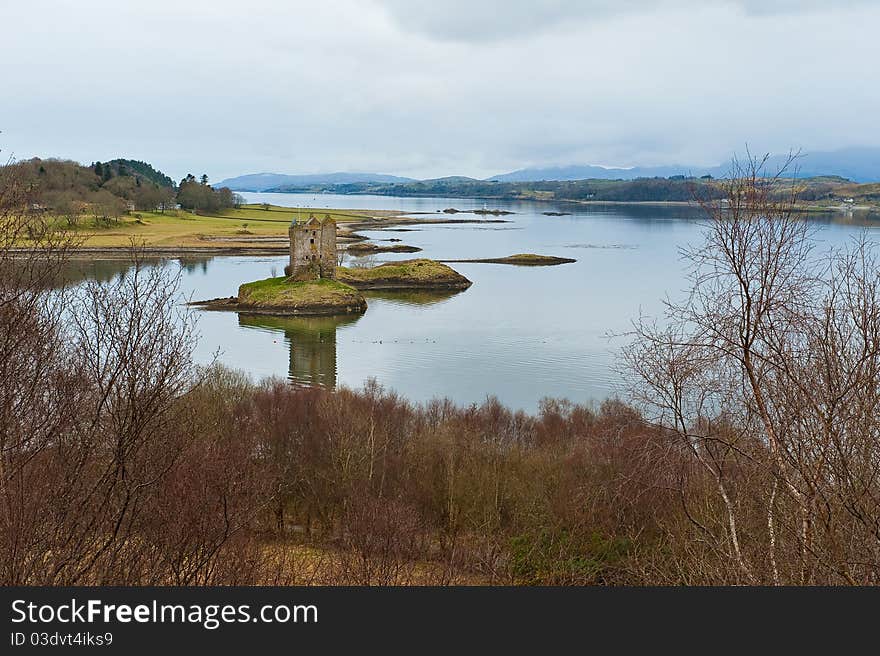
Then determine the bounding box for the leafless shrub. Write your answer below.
[1,161,278,585]
[331,496,428,585]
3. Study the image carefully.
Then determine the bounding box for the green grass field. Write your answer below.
[41,204,391,249]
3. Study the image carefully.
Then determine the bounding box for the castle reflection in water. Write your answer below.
[237,314,360,388]
[236,289,463,389]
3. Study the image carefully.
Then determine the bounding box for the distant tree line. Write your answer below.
[100,158,175,187]
[176,173,243,212]
[271,173,873,204]
[0,157,242,226]
[271,176,727,202]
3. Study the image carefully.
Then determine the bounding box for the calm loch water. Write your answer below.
[65,193,880,412]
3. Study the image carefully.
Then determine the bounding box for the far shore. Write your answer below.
[251,190,877,213]
[16,198,875,259]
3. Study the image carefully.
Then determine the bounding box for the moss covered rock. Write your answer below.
[337,259,472,290]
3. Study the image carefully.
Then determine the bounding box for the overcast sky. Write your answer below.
[2,0,878,181]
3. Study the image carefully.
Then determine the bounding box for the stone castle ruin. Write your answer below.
[285,214,337,280]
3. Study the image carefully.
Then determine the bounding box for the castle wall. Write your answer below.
[287,217,337,280]
[319,220,336,278]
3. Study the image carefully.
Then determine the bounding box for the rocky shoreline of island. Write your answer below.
[440,254,576,266]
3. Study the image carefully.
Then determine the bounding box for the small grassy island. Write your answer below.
[442,253,576,266]
[337,259,472,290]
[441,208,515,216]
[227,277,368,316]
[345,242,422,254]
[238,276,367,314]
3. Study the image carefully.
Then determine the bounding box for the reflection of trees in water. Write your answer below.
[56,259,134,287]
[557,202,880,228]
[177,256,211,275]
[54,256,213,288]
[236,288,465,388]
[237,314,361,389]
[823,208,880,226]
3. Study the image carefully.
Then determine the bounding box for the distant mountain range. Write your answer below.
[489,164,704,182]
[218,147,880,191]
[489,147,880,184]
[216,172,415,191]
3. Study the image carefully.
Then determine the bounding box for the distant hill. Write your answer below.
[103,158,175,188]
[489,164,707,182]
[490,147,880,183]
[217,147,880,193]
[420,176,483,183]
[757,148,880,183]
[218,172,415,192]
[0,156,243,217]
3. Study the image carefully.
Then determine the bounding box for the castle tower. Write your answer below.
[287,214,337,280]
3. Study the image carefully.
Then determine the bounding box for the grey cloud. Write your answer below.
[1,0,878,180]
[376,0,875,41]
[374,0,616,41]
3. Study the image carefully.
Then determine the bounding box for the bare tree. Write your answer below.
[623,153,880,584]
[0,162,261,584]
